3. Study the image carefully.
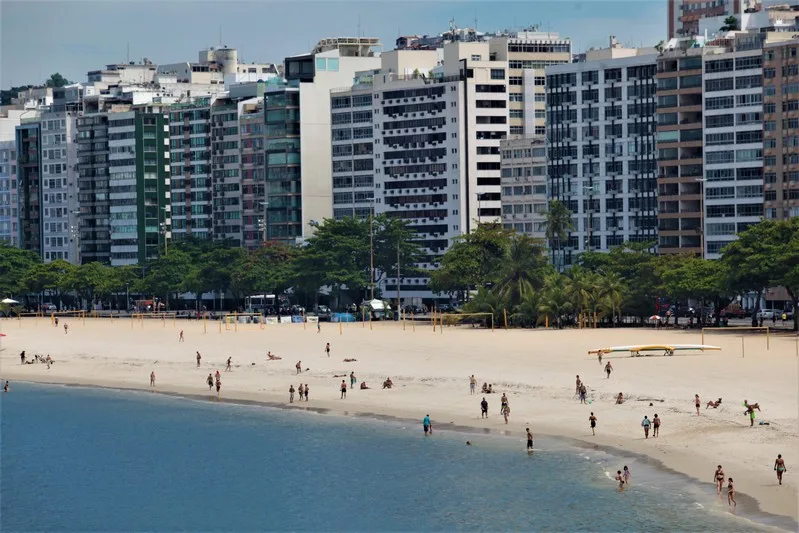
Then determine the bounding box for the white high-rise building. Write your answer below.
[0,141,18,246]
[546,42,659,269]
[331,42,509,303]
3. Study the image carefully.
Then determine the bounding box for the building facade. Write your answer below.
[0,141,18,246]
[210,99,243,244]
[500,137,548,239]
[239,99,266,248]
[668,0,745,38]
[547,50,658,269]
[15,122,43,256]
[763,38,799,219]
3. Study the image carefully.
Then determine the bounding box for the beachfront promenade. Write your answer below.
[1,317,797,523]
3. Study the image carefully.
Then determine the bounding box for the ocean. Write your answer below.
[0,383,788,532]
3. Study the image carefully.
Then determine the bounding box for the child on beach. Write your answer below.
[526,428,534,452]
[615,470,625,490]
[501,403,510,424]
[623,466,631,485]
[207,374,214,391]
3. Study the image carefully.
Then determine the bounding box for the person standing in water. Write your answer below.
[501,403,510,424]
[3,381,9,392]
[604,361,613,379]
[641,415,651,438]
[589,412,597,436]
[423,414,432,436]
[774,455,787,485]
[727,478,736,507]
[714,465,725,494]
[652,414,661,437]
[615,470,625,490]
[215,375,221,398]
[695,394,701,415]
[526,428,534,452]
[296,361,302,374]
[622,466,631,485]
[149,371,156,388]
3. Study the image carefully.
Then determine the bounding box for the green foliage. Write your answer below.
[45,73,73,88]
[0,245,41,296]
[544,200,574,250]
[720,16,740,31]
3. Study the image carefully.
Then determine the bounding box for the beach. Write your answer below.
[1,316,797,525]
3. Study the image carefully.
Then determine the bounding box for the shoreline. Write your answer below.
[7,374,798,533]
[1,319,796,528]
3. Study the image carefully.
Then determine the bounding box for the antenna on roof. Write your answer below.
[357,14,361,38]
[474,11,478,31]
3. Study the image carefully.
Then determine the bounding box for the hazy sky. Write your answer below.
[1,0,666,87]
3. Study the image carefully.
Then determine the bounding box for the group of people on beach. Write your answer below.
[19,351,54,369]
[289,384,309,402]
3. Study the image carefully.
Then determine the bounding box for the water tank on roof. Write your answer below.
[214,47,238,75]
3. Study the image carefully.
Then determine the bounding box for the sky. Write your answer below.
[1,0,666,88]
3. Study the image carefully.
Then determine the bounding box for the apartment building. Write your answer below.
[210,99,243,244]
[77,107,171,265]
[15,122,43,256]
[547,47,658,269]
[0,141,18,246]
[331,42,508,302]
[701,33,767,259]
[490,32,572,137]
[500,137,548,239]
[169,99,213,242]
[265,37,382,243]
[763,37,799,219]
[656,43,706,255]
[668,0,747,38]
[239,99,266,248]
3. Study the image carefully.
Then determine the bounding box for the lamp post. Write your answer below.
[260,201,270,244]
[583,183,600,252]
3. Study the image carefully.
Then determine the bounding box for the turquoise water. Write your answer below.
[0,383,786,532]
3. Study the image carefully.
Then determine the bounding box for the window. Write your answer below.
[490,69,505,80]
[509,76,523,85]
[705,78,734,92]
[705,132,734,146]
[706,114,734,129]
[735,75,761,90]
[706,151,734,164]
[735,56,762,70]
[705,95,734,110]
[706,58,733,73]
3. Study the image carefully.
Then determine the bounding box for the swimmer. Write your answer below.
[3,381,8,392]
[622,466,631,485]
[774,455,787,485]
[615,470,625,489]
[526,428,534,451]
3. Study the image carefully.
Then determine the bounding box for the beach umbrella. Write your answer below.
[1,298,19,304]
[648,315,662,321]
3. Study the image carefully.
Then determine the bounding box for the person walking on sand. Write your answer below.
[641,415,651,438]
[500,393,509,415]
[579,384,587,404]
[340,380,347,399]
[317,321,321,333]
[695,394,701,415]
[325,343,330,357]
[350,371,356,390]
[45,354,53,370]
[589,412,597,435]
[597,350,603,366]
[215,376,221,398]
[727,478,736,508]
[623,466,631,485]
[149,371,156,388]
[501,403,510,424]
[653,414,661,437]
[54,317,59,327]
[575,375,582,396]
[526,428,534,452]
[289,384,295,403]
[775,455,787,485]
[64,323,68,334]
[481,397,489,418]
[196,351,202,367]
[296,361,302,374]
[604,361,613,379]
[469,375,476,395]
[226,357,232,372]
[423,414,432,436]
[206,373,214,391]
[714,465,725,494]
[179,330,184,343]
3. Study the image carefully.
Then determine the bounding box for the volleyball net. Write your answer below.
[438,312,494,331]
[702,326,770,350]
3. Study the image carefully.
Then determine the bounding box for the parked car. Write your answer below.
[42,303,57,312]
[756,309,776,320]
[314,305,331,321]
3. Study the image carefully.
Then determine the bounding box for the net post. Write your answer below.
[766,327,769,350]
[440,312,443,334]
[339,319,343,335]
[741,336,745,358]
[504,308,508,329]
[491,314,494,332]
[412,313,415,332]
[701,328,705,345]
[545,315,549,328]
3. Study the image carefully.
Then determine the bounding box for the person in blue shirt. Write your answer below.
[423,414,432,435]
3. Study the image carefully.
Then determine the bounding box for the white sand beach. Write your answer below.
[1,316,797,523]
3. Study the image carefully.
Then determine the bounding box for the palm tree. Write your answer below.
[512,291,540,328]
[600,272,625,326]
[462,287,504,327]
[544,200,574,265]
[493,235,547,307]
[538,274,573,328]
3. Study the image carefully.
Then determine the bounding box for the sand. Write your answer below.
[1,316,797,524]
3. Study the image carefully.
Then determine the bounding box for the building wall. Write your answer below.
[15,123,42,256]
[239,100,266,248]
[763,38,799,219]
[548,53,658,269]
[77,114,110,264]
[210,101,243,245]
[107,111,139,265]
[500,137,548,240]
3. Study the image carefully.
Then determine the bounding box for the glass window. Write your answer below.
[327,58,339,72]
[315,58,326,71]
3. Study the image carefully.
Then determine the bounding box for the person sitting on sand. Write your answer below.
[360,382,369,390]
[343,358,358,362]
[267,352,282,361]
[616,392,625,405]
[481,383,489,394]
[706,398,722,409]
[488,384,494,394]
[382,378,393,389]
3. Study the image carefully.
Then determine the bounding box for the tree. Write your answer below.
[722,223,777,326]
[720,16,740,32]
[0,245,41,298]
[538,274,573,328]
[660,255,734,326]
[65,262,110,307]
[767,218,799,331]
[45,73,73,88]
[544,200,574,262]
[493,234,549,307]
[429,223,513,300]
[0,84,36,106]
[372,215,424,288]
